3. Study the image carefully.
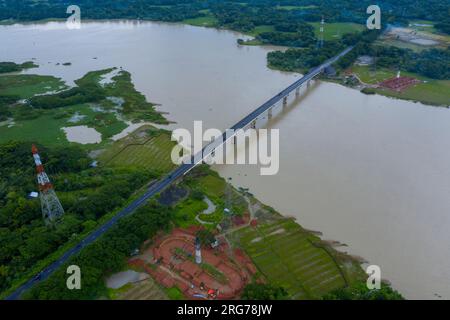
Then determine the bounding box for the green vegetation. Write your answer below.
[0,66,168,147]
[201,263,228,284]
[268,29,380,73]
[233,218,364,299]
[0,74,65,99]
[196,229,216,246]
[323,282,404,300]
[97,125,176,175]
[165,286,185,300]
[113,278,168,300]
[374,80,450,106]
[0,61,37,74]
[173,195,207,228]
[351,65,450,106]
[276,5,318,11]
[242,283,288,300]
[310,22,364,41]
[368,46,450,80]
[183,15,218,27]
[24,201,173,299]
[0,141,158,297]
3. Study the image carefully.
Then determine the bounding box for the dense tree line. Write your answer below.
[268,25,450,81]
[257,23,315,47]
[1,1,447,32]
[0,141,156,295]
[242,283,288,300]
[0,95,18,121]
[29,84,105,109]
[369,46,450,80]
[323,282,404,300]
[266,28,381,72]
[24,201,173,299]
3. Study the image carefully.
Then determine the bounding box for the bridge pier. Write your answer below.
[295,87,300,97]
[251,120,256,129]
[282,96,287,107]
[307,80,311,88]
[268,107,273,119]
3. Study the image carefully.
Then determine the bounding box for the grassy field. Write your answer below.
[0,74,66,99]
[97,125,176,174]
[375,81,450,106]
[0,66,167,147]
[112,278,168,300]
[246,25,276,37]
[350,65,450,106]
[183,15,218,27]
[165,286,185,300]
[310,22,364,40]
[173,169,247,228]
[0,103,128,146]
[233,218,361,299]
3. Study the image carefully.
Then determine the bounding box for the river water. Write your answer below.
[1,21,449,299]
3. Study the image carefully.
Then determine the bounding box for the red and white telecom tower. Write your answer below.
[31,144,65,223]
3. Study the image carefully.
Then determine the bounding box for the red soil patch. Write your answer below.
[379,76,421,92]
[129,228,257,300]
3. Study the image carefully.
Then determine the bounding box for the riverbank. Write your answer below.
[343,65,450,107]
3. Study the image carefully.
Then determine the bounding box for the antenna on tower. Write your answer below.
[31,144,65,224]
[318,15,325,48]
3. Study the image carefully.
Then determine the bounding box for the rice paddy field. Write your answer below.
[112,279,168,300]
[98,125,177,174]
[233,218,354,299]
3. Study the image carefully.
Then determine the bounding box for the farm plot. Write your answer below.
[115,278,168,300]
[98,125,176,174]
[234,219,347,299]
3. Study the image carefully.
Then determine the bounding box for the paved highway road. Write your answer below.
[5,46,353,300]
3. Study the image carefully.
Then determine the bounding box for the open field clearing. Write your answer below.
[310,22,364,40]
[0,74,66,99]
[98,125,176,174]
[233,218,354,299]
[183,15,218,27]
[112,278,168,300]
[0,103,127,146]
[350,65,450,106]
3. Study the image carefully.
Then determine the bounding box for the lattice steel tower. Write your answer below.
[32,144,64,224]
[318,16,325,48]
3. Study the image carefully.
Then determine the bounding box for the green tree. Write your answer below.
[323,282,404,300]
[242,283,288,300]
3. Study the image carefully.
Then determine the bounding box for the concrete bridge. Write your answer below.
[185,45,354,170]
[6,46,354,300]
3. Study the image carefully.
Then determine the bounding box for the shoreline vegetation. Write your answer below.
[0,59,403,299]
